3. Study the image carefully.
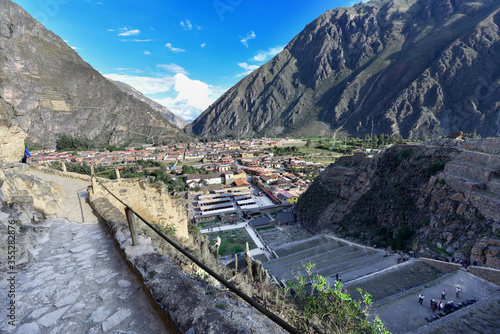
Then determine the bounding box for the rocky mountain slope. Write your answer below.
[295,137,500,269]
[187,0,500,139]
[110,80,188,130]
[0,0,189,148]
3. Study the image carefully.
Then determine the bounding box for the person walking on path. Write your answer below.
[441,289,447,300]
[418,293,424,305]
[456,286,460,298]
[21,147,31,163]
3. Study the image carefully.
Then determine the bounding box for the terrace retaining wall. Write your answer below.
[420,257,500,285]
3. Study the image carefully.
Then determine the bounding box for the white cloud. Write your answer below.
[240,31,256,47]
[180,20,193,31]
[154,74,223,121]
[64,40,80,50]
[200,43,207,48]
[165,43,186,53]
[132,39,154,42]
[107,29,115,32]
[118,28,140,36]
[157,63,188,75]
[103,73,175,95]
[253,46,284,62]
[236,62,260,77]
[104,72,226,122]
[144,50,151,55]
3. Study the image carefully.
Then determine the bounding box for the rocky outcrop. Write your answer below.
[1,162,64,217]
[0,95,26,162]
[0,0,189,148]
[0,162,61,270]
[187,0,500,139]
[471,237,500,268]
[0,124,26,162]
[296,137,500,268]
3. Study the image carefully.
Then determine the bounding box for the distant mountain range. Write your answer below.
[186,0,500,139]
[0,0,189,148]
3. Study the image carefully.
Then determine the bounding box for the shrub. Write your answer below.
[427,161,446,176]
[287,263,389,333]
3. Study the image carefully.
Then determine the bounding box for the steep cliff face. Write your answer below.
[0,0,189,148]
[187,0,500,139]
[296,137,500,268]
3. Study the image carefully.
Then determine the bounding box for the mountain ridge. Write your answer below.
[0,0,189,148]
[186,0,500,139]
[109,79,188,130]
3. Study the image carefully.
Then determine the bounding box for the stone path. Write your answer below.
[0,170,169,333]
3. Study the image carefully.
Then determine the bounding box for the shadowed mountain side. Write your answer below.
[186,0,500,139]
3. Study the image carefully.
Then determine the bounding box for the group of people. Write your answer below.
[418,286,461,311]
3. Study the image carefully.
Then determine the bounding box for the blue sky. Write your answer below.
[13,0,356,121]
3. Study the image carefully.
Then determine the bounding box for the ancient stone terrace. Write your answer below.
[440,148,500,221]
[262,235,400,286]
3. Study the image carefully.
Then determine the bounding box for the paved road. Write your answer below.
[0,169,169,333]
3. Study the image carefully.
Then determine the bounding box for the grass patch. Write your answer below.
[207,228,257,256]
[426,241,451,256]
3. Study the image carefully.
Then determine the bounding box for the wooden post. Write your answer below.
[90,165,96,194]
[61,161,67,172]
[125,207,139,246]
[115,168,121,181]
[234,253,238,274]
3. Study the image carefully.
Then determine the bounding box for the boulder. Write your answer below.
[471,238,500,269]
[0,124,26,163]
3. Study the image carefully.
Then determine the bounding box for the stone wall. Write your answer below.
[444,161,495,183]
[31,164,91,182]
[420,257,462,274]
[420,257,500,285]
[89,178,189,240]
[90,196,245,334]
[467,266,500,286]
